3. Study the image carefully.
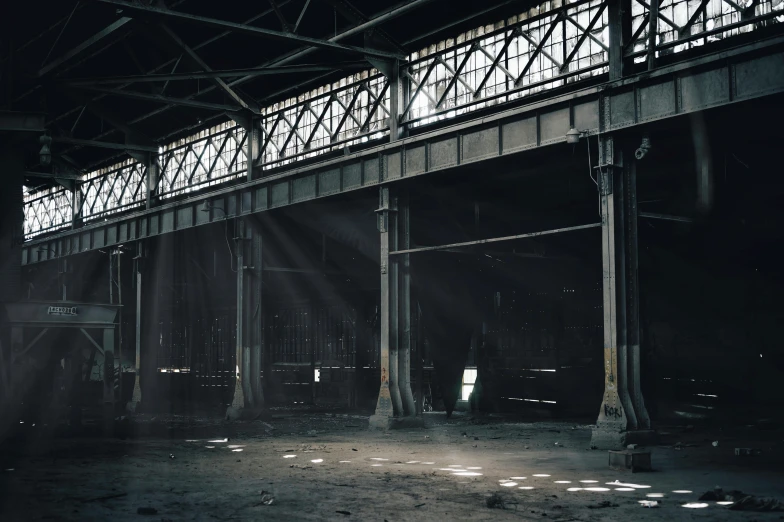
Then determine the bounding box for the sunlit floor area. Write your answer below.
[2,414,783,521]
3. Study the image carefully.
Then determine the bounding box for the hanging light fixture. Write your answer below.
[565,127,582,145]
[39,134,52,166]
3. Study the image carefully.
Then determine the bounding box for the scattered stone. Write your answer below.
[352,448,358,451]
[336,510,351,515]
[260,491,275,505]
[712,441,719,447]
[486,493,505,509]
[589,501,619,509]
[168,454,175,460]
[700,487,784,510]
[137,507,158,515]
[415,503,426,508]
[474,437,479,441]
[639,501,659,508]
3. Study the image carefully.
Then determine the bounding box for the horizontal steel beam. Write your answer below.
[38,18,132,78]
[25,171,82,181]
[62,63,366,85]
[638,212,693,223]
[21,37,784,265]
[390,223,601,255]
[51,136,159,153]
[70,85,243,112]
[98,0,403,60]
[0,111,46,132]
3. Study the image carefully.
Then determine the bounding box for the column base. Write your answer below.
[369,415,425,430]
[591,427,658,449]
[225,406,266,422]
[126,377,142,413]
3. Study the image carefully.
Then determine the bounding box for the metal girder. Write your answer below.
[25,171,82,181]
[323,0,408,54]
[63,63,365,85]
[0,111,46,132]
[38,18,133,77]
[51,136,158,153]
[390,224,601,255]
[294,0,312,32]
[98,0,403,60]
[22,36,784,265]
[268,0,292,32]
[157,23,260,112]
[73,85,244,112]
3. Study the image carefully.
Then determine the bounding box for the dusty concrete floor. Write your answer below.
[1,411,783,521]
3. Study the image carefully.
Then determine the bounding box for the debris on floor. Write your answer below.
[260,491,275,505]
[589,500,619,509]
[699,487,784,511]
[486,493,505,509]
[712,441,719,447]
[639,501,659,508]
[336,510,351,515]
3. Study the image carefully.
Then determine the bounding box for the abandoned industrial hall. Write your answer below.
[1,0,783,519]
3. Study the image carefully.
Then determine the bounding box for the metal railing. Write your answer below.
[80,158,147,221]
[23,186,73,238]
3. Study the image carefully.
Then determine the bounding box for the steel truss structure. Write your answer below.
[21,0,784,241]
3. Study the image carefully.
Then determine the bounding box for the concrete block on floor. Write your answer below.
[609,449,652,472]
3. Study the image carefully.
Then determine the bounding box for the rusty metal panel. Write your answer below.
[734,52,784,101]
[271,181,290,207]
[384,151,402,180]
[609,90,636,129]
[226,194,238,216]
[161,209,175,232]
[93,228,105,249]
[461,126,499,163]
[319,168,341,196]
[679,68,730,112]
[254,187,268,210]
[140,216,149,237]
[241,190,252,214]
[363,158,380,185]
[118,223,128,243]
[573,100,600,133]
[639,81,676,122]
[405,145,426,177]
[106,225,117,246]
[150,214,159,236]
[292,175,316,203]
[177,206,192,229]
[540,108,570,145]
[343,162,361,190]
[501,117,537,153]
[429,137,458,170]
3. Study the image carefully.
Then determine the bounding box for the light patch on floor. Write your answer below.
[510,476,526,480]
[567,487,583,491]
[370,458,389,461]
[533,474,551,477]
[371,464,383,467]
[205,446,215,449]
[227,445,245,449]
[716,501,734,506]
[500,482,518,487]
[339,461,351,463]
[282,455,296,458]
[584,487,610,492]
[682,503,709,509]
[615,488,635,491]
[232,449,243,452]
[646,493,665,498]
[452,471,482,476]
[554,480,571,484]
[311,459,323,463]
[466,467,482,470]
[406,461,420,464]
[208,439,228,443]
[672,490,693,494]
[518,486,535,490]
[579,480,598,483]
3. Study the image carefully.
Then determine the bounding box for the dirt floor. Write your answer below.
[1,410,783,521]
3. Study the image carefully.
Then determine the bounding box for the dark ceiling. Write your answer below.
[1,0,533,177]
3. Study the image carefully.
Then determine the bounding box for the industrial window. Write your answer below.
[462,368,478,401]
[23,186,73,239]
[80,158,147,222]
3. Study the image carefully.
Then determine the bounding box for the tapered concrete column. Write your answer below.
[128,241,144,413]
[102,327,115,435]
[397,190,416,416]
[370,187,401,428]
[370,186,421,429]
[227,218,264,420]
[591,136,652,449]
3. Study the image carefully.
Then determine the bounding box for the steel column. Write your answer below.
[397,189,416,416]
[102,327,115,435]
[248,221,264,408]
[370,186,402,427]
[591,135,651,448]
[128,241,144,412]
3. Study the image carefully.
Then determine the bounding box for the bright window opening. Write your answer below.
[314,368,320,383]
[462,368,477,400]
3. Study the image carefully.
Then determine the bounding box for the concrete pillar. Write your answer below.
[226,218,264,420]
[128,241,144,413]
[591,136,652,449]
[102,327,115,435]
[397,190,416,416]
[370,186,421,429]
